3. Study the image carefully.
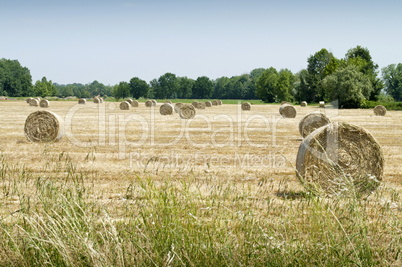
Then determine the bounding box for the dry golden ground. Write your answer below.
[0,100,401,214]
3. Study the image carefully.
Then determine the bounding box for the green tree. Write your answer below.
[306,48,335,102]
[322,65,373,108]
[153,73,178,99]
[382,63,402,101]
[129,77,149,99]
[256,67,278,103]
[192,76,213,99]
[276,69,295,102]
[177,77,194,98]
[33,77,57,97]
[294,69,309,103]
[345,45,383,100]
[213,76,230,99]
[113,81,130,101]
[0,58,32,96]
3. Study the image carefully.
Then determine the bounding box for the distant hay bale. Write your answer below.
[99,98,104,103]
[205,101,212,107]
[151,100,157,106]
[192,102,200,109]
[241,102,251,111]
[281,101,291,105]
[131,100,139,107]
[120,101,130,110]
[24,110,64,143]
[198,102,206,109]
[319,101,325,108]
[39,99,49,108]
[145,100,153,107]
[126,98,133,104]
[298,112,330,138]
[373,105,386,116]
[279,104,297,118]
[179,104,196,119]
[301,101,307,107]
[78,98,86,104]
[164,100,172,104]
[93,97,100,104]
[174,103,183,113]
[26,98,33,104]
[29,98,39,107]
[160,103,174,115]
[35,97,41,102]
[217,100,222,105]
[296,122,384,197]
[212,100,218,106]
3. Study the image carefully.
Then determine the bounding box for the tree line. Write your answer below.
[1,45,401,108]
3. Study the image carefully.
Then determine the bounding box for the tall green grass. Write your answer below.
[0,154,400,266]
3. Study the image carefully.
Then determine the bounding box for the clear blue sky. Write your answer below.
[1,0,401,85]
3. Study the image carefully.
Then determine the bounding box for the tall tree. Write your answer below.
[177,77,194,98]
[129,77,149,99]
[0,58,32,96]
[192,76,213,99]
[213,76,230,99]
[113,81,130,101]
[153,73,178,99]
[382,63,402,101]
[256,67,278,103]
[306,48,335,102]
[33,77,57,97]
[322,65,373,108]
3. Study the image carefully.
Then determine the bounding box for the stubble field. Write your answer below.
[0,100,401,266]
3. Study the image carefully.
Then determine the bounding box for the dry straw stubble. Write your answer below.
[279,104,297,118]
[24,110,64,143]
[160,103,174,115]
[241,102,251,111]
[373,105,387,116]
[296,122,384,197]
[298,112,330,138]
[179,104,196,119]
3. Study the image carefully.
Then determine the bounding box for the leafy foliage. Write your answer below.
[0,58,33,96]
[382,63,402,101]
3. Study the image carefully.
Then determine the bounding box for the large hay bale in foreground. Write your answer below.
[160,103,174,115]
[298,112,330,138]
[29,98,39,106]
[78,99,86,104]
[40,99,49,108]
[120,101,130,110]
[174,103,183,113]
[296,122,383,197]
[319,101,325,108]
[145,100,153,107]
[131,100,139,107]
[279,104,296,118]
[301,101,307,107]
[373,105,386,116]
[241,102,251,111]
[212,100,218,106]
[24,110,64,143]
[205,101,212,107]
[179,104,196,119]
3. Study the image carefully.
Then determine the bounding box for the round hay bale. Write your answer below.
[301,101,307,107]
[198,102,206,109]
[35,97,41,102]
[93,97,100,104]
[126,98,133,104]
[205,101,212,107]
[151,99,157,106]
[78,98,86,104]
[29,98,39,107]
[296,122,383,197]
[174,103,183,113]
[164,100,172,104]
[26,98,33,104]
[131,100,139,107]
[241,102,251,111]
[281,101,291,105]
[217,100,222,105]
[120,101,130,110]
[212,100,218,106]
[298,112,331,138]
[24,110,64,143]
[99,98,104,103]
[191,101,200,109]
[145,100,153,107]
[373,105,386,116]
[160,103,174,115]
[279,104,296,118]
[319,101,325,108]
[179,104,196,119]
[39,99,49,108]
